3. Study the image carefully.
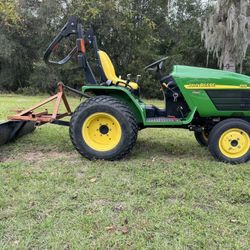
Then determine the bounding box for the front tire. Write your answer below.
[70,95,138,160]
[194,129,209,146]
[208,119,250,164]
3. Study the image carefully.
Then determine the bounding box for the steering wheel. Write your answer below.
[144,57,168,71]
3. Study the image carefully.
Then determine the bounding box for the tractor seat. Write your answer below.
[98,50,139,90]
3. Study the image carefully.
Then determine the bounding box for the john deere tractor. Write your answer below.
[1,17,250,164]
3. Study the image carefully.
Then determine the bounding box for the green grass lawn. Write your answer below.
[0,95,249,249]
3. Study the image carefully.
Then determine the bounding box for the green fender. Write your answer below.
[82,85,197,127]
[82,85,146,124]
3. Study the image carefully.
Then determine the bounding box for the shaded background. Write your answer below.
[1,0,249,98]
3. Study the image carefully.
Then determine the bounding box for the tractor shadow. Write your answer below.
[0,126,211,163]
[133,136,210,162]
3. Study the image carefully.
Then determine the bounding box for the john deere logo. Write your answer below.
[187,83,216,88]
[240,84,248,88]
[185,83,250,90]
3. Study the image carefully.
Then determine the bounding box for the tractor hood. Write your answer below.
[171,65,250,88]
[171,65,250,118]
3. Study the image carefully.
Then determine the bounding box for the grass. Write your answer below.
[0,94,249,249]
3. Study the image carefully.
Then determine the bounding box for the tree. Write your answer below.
[0,0,20,25]
[164,0,209,68]
[0,0,22,90]
[0,0,211,97]
[0,0,70,92]
[202,0,250,72]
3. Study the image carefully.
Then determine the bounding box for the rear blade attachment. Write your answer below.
[0,82,75,146]
[0,121,36,146]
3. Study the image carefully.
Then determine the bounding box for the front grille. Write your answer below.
[206,90,250,111]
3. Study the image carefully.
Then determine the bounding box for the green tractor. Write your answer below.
[2,17,250,164]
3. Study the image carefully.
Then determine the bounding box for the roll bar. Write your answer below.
[44,16,79,65]
[43,16,98,84]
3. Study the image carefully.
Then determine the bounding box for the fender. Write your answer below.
[82,85,146,124]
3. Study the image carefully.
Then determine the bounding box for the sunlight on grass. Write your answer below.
[0,95,249,249]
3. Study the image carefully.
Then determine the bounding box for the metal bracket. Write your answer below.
[8,82,73,125]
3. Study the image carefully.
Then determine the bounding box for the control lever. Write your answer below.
[127,74,131,84]
[136,75,141,83]
[173,93,179,102]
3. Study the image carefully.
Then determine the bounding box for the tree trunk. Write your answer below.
[223,41,236,72]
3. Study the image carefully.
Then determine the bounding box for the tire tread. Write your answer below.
[69,95,138,160]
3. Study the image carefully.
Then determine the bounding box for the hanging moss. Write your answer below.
[202,0,250,72]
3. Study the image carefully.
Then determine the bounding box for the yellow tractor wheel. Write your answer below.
[82,112,122,152]
[70,96,138,160]
[208,119,250,164]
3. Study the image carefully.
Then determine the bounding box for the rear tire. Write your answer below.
[70,95,138,160]
[194,130,209,147]
[208,119,250,164]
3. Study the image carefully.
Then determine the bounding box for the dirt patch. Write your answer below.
[0,150,79,163]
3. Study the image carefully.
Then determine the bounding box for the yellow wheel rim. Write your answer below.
[202,130,209,142]
[219,128,250,159]
[82,112,122,152]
